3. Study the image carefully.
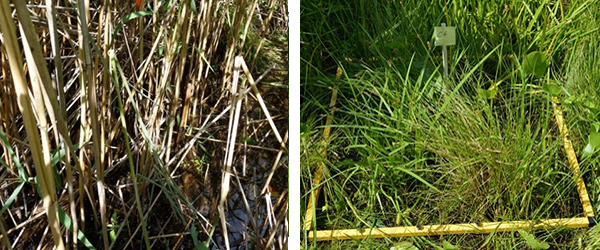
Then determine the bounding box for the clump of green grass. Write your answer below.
[302,0,600,249]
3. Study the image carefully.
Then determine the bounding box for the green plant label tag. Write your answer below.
[434,26,456,46]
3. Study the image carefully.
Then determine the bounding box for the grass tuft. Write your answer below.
[302,0,600,249]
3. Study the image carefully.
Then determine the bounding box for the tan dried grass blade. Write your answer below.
[0,1,65,248]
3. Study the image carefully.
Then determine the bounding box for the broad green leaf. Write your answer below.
[589,132,600,148]
[592,122,600,132]
[542,83,562,96]
[111,212,118,224]
[518,230,550,249]
[110,230,116,242]
[244,137,257,145]
[563,95,577,104]
[51,148,66,166]
[122,11,153,22]
[190,0,197,14]
[523,51,548,78]
[300,123,308,134]
[478,88,497,100]
[442,240,459,250]
[334,199,346,211]
[190,224,199,246]
[582,99,597,110]
[370,218,386,228]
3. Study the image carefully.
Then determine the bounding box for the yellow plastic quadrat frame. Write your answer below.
[302,72,596,241]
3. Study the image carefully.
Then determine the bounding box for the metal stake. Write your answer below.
[442,23,448,82]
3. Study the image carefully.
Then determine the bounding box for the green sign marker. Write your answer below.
[434,26,456,46]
